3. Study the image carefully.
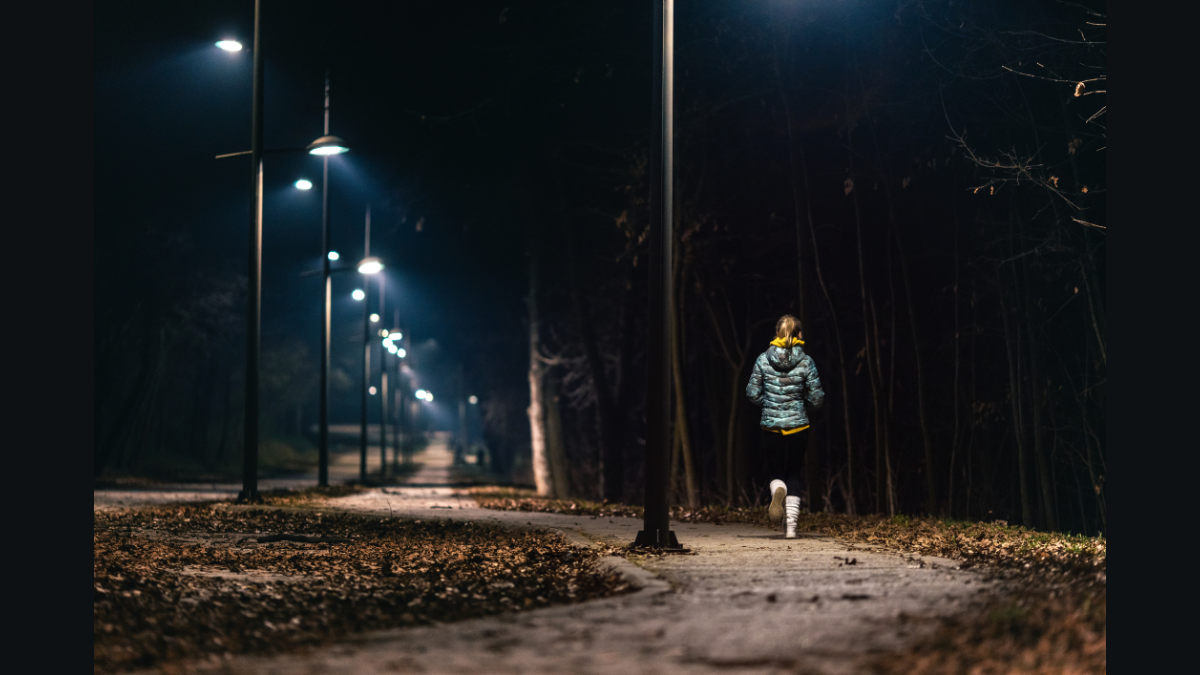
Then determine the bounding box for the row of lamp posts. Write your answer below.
[215,4,414,501]
[217,0,682,550]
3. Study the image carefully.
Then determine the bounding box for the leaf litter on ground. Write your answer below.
[94,503,630,673]
[469,487,1105,674]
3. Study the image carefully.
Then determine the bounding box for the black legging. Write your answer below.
[760,430,806,497]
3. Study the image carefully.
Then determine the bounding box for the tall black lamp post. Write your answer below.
[310,74,350,488]
[356,209,384,483]
[633,0,682,549]
[238,0,267,504]
[215,9,348,501]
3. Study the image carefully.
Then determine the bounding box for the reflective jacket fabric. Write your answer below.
[745,339,825,431]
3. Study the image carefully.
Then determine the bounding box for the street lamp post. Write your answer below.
[216,20,348,499]
[378,274,388,481]
[357,210,384,483]
[317,75,333,487]
[307,131,351,484]
[633,0,682,549]
[239,0,266,504]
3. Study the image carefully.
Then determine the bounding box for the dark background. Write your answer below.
[95,0,1105,533]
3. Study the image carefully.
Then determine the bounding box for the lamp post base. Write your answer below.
[632,528,683,550]
[237,490,263,504]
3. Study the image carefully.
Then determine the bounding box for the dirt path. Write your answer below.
[129,439,997,675]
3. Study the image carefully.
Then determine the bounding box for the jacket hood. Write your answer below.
[766,341,805,371]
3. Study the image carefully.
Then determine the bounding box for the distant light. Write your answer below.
[426,392,433,402]
[370,313,380,323]
[469,395,478,405]
[369,386,377,395]
[415,389,428,400]
[215,40,243,52]
[387,344,398,354]
[328,251,340,261]
[379,329,390,337]
[294,179,313,190]
[307,135,350,155]
[351,289,365,301]
[397,348,407,358]
[357,256,384,275]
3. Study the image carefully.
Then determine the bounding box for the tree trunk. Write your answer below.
[1026,291,1058,530]
[670,242,699,510]
[701,289,753,507]
[561,188,622,502]
[544,374,570,499]
[806,170,854,514]
[893,206,937,515]
[998,271,1033,527]
[613,266,638,503]
[526,246,552,497]
[869,291,896,517]
[948,201,961,518]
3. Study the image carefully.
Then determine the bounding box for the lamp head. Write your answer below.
[357,257,384,275]
[307,135,350,155]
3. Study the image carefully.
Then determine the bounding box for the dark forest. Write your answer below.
[95,0,1106,534]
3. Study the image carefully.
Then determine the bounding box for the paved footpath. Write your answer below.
[105,440,998,675]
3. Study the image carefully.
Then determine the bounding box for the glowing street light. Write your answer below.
[327,251,340,261]
[357,256,384,275]
[306,135,350,156]
[294,179,313,190]
[469,395,478,405]
[215,40,243,52]
[397,348,407,358]
[370,313,380,323]
[369,386,377,395]
[352,289,365,301]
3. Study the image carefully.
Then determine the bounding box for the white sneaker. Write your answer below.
[785,496,802,539]
[768,480,787,523]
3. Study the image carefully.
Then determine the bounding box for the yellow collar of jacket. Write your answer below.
[769,337,805,347]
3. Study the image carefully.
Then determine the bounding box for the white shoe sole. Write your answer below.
[768,486,786,522]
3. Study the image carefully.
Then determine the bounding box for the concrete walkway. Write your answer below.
[150,439,997,675]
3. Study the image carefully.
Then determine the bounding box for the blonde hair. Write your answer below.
[775,314,801,346]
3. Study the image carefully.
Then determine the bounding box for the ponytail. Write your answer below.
[774,314,801,347]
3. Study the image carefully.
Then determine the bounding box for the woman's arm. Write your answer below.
[805,357,825,409]
[745,357,765,407]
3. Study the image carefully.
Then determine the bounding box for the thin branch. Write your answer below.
[1071,217,1106,230]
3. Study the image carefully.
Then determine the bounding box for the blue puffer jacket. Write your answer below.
[746,339,825,431]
